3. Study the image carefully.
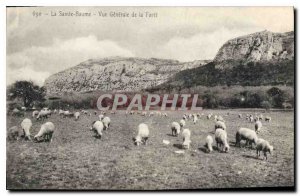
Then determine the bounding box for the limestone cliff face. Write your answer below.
[214,31,294,67]
[44,57,209,95]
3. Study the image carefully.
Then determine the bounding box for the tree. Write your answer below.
[8,81,46,107]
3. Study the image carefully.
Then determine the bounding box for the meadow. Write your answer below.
[6,109,294,190]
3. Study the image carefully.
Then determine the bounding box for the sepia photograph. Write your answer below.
[6,6,295,190]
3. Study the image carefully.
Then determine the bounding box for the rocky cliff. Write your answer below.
[44,57,210,95]
[214,31,294,69]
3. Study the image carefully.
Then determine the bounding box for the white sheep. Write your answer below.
[249,116,254,122]
[171,122,181,136]
[149,112,154,117]
[34,122,55,142]
[59,109,65,116]
[182,129,191,149]
[91,121,104,139]
[255,120,263,133]
[259,114,263,120]
[183,114,187,120]
[215,120,226,131]
[265,116,272,122]
[63,111,73,118]
[130,111,135,115]
[215,128,229,152]
[141,111,147,116]
[207,114,212,119]
[256,138,274,160]
[192,114,198,124]
[21,106,26,111]
[102,116,111,130]
[36,110,50,120]
[74,112,80,120]
[32,110,39,117]
[133,123,149,146]
[179,119,186,127]
[205,135,213,153]
[235,127,258,148]
[163,113,168,117]
[21,118,32,140]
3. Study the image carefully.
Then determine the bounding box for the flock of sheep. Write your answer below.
[8,107,274,160]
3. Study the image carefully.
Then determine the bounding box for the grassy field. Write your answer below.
[6,109,294,190]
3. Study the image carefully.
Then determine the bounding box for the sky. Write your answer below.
[6,7,294,86]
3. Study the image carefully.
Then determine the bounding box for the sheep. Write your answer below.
[214,115,218,121]
[192,114,198,124]
[21,118,32,140]
[182,129,191,149]
[259,114,263,120]
[63,111,73,118]
[21,106,26,111]
[171,122,181,136]
[207,114,212,119]
[34,122,55,142]
[205,135,213,153]
[149,112,154,117]
[238,114,242,118]
[215,128,229,152]
[215,120,226,131]
[91,121,104,139]
[99,114,104,121]
[255,120,263,133]
[130,111,135,115]
[59,109,65,116]
[256,138,274,160]
[133,123,149,146]
[179,119,186,127]
[183,114,187,120]
[36,110,50,120]
[53,109,57,114]
[32,110,39,117]
[265,116,272,122]
[141,111,147,116]
[156,111,162,116]
[163,113,168,117]
[102,116,111,130]
[8,126,21,141]
[235,127,258,148]
[217,115,225,122]
[249,116,254,122]
[74,112,80,120]
[188,114,193,120]
[81,110,88,114]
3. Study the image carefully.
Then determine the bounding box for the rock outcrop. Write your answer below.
[214,30,294,64]
[44,57,209,95]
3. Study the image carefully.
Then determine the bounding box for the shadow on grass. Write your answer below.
[242,154,259,160]
[166,133,177,137]
[198,146,208,153]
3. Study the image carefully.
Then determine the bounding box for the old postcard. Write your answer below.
[6,7,294,190]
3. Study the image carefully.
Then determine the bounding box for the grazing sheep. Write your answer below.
[205,135,213,153]
[36,110,50,120]
[21,118,32,140]
[21,106,26,111]
[265,116,272,122]
[74,112,80,120]
[63,111,73,118]
[214,115,217,121]
[182,129,191,149]
[207,114,212,119]
[235,127,258,148]
[91,121,104,139]
[249,116,254,122]
[141,111,147,116]
[99,114,104,121]
[130,111,135,115]
[59,109,65,116]
[255,120,263,133]
[163,113,168,117]
[217,115,225,122]
[32,110,39,117]
[179,119,186,127]
[102,116,111,130]
[256,138,274,160]
[81,110,88,114]
[188,114,193,120]
[8,126,21,141]
[192,114,198,124]
[215,128,229,152]
[259,114,263,120]
[149,112,154,117]
[171,122,181,136]
[34,122,55,142]
[183,114,187,120]
[133,123,149,146]
[215,120,226,131]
